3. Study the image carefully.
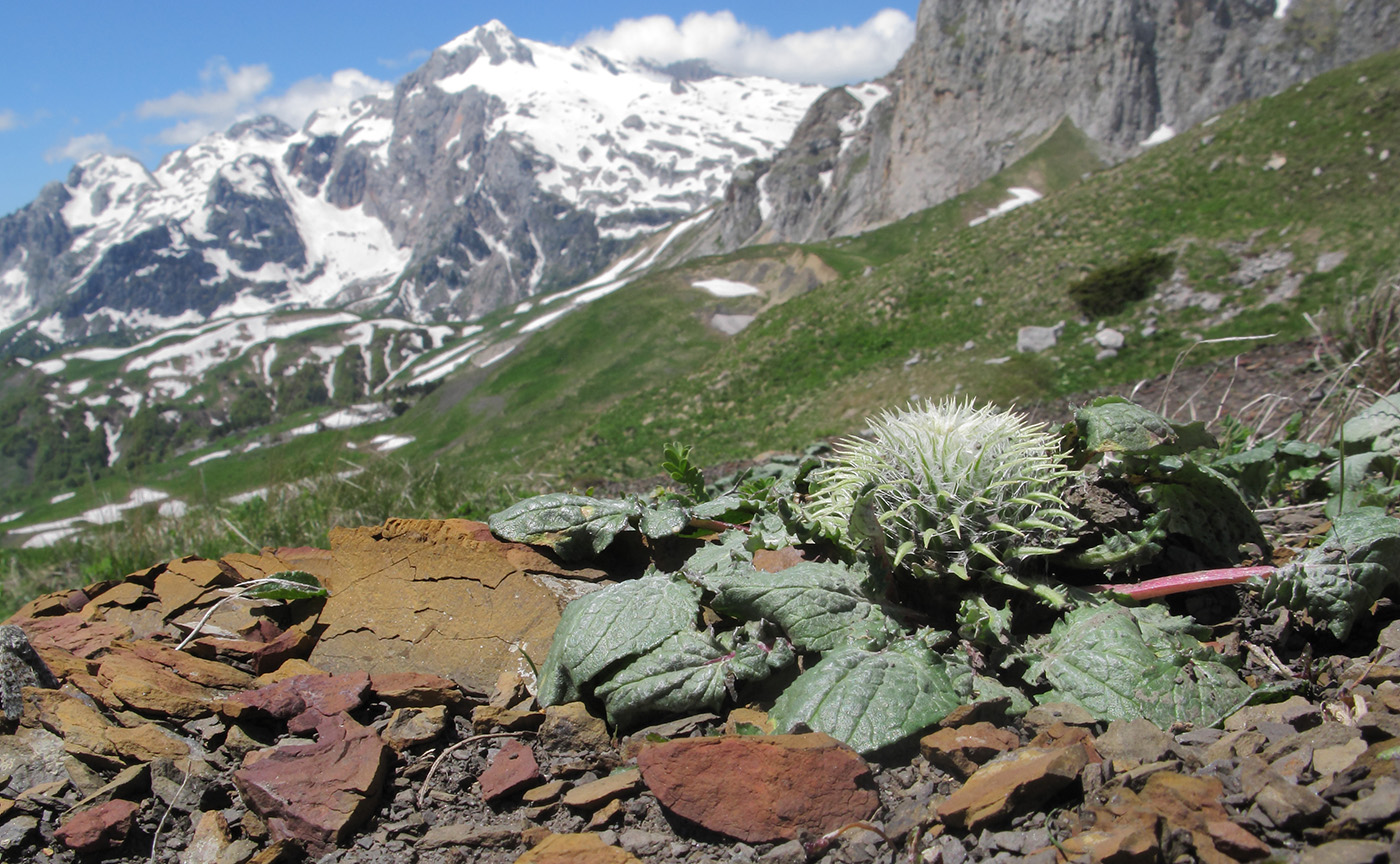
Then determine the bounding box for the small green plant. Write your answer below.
[1067,251,1174,318]
[661,442,708,502]
[491,398,1358,753]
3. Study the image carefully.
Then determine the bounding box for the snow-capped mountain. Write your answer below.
[0,21,823,348]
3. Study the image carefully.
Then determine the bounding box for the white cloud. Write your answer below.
[577,9,916,86]
[0,110,16,132]
[138,57,389,145]
[260,69,390,130]
[44,133,114,164]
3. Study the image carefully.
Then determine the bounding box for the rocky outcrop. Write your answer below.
[700,0,1400,250]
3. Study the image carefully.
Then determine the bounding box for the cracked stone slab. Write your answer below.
[307,519,607,694]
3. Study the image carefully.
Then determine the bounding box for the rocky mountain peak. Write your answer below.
[694,0,1400,252]
[438,19,536,68]
[0,21,823,349]
[227,115,296,142]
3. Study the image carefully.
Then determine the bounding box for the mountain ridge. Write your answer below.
[0,21,823,349]
[691,0,1400,252]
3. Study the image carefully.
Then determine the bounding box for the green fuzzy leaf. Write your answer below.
[1257,508,1400,640]
[593,630,781,728]
[746,510,802,552]
[1075,397,1213,456]
[488,493,641,560]
[1139,459,1268,566]
[1026,602,1255,729]
[1208,442,1279,502]
[241,571,327,600]
[536,573,700,706]
[639,499,691,540]
[1339,395,1400,454]
[682,530,754,589]
[709,561,905,652]
[770,639,970,753]
[689,492,748,522]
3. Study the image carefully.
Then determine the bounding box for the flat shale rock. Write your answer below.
[221,670,370,730]
[54,798,140,853]
[936,743,1089,832]
[232,716,391,854]
[309,519,604,693]
[479,738,541,803]
[637,732,878,843]
[920,722,1020,778]
[513,831,642,863]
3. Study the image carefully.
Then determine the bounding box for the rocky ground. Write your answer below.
[3,337,1399,864]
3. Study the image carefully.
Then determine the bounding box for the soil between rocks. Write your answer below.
[5,335,1400,864]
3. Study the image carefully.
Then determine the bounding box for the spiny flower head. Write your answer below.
[807,399,1081,578]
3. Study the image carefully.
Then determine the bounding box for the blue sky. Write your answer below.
[0,2,920,218]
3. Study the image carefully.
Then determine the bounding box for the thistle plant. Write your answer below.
[806,399,1082,601]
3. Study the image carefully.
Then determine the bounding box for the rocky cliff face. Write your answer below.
[0,22,822,348]
[700,0,1400,249]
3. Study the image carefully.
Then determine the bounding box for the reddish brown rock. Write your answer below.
[637,733,879,843]
[479,739,541,803]
[308,518,602,693]
[920,722,1021,778]
[127,639,255,689]
[1204,818,1273,861]
[513,832,642,864]
[221,671,370,730]
[369,671,468,708]
[15,614,132,658]
[233,716,392,853]
[1028,721,1102,759]
[96,649,220,718]
[936,744,1089,832]
[54,798,140,853]
[1077,772,1269,863]
[193,624,316,675]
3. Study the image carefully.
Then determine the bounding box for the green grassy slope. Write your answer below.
[425,50,1400,484]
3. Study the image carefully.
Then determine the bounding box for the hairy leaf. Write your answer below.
[639,499,691,540]
[682,530,754,590]
[770,639,970,753]
[1339,394,1400,454]
[594,629,784,728]
[709,560,905,652]
[1139,459,1268,566]
[536,573,700,706]
[1026,602,1254,729]
[1074,397,1213,457]
[488,493,641,560]
[242,571,327,600]
[1257,508,1400,640]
